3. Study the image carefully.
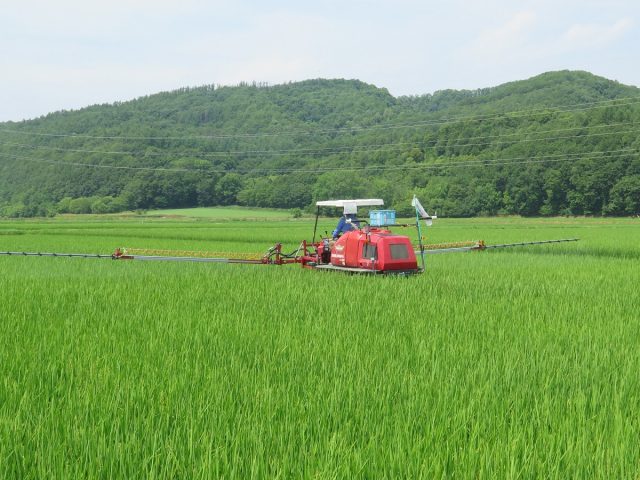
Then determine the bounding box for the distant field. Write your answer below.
[1,216,639,478]
[142,206,301,219]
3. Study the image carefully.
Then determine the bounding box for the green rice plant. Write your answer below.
[0,215,639,478]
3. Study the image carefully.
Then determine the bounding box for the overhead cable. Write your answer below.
[0,148,635,175]
[1,124,637,158]
[1,96,639,141]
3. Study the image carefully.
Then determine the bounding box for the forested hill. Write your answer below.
[1,70,639,217]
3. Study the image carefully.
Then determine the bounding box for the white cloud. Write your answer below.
[466,11,538,60]
[169,10,334,86]
[560,18,634,50]
[1,1,639,121]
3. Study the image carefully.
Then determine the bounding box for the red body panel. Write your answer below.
[330,228,418,272]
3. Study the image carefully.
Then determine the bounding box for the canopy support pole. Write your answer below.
[415,206,426,271]
[312,206,320,243]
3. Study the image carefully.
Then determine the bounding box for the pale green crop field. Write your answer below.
[1,215,639,478]
[142,206,301,219]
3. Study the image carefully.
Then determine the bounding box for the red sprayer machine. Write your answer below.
[107,196,578,275]
[2,196,578,275]
[299,197,431,275]
[109,197,431,275]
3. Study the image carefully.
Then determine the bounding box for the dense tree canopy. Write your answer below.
[1,71,639,217]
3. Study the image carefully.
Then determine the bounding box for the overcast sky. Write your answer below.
[1,0,638,122]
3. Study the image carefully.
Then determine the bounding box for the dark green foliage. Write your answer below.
[1,71,639,217]
[604,175,640,215]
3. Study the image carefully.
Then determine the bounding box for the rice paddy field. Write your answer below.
[0,213,639,478]
[143,206,301,219]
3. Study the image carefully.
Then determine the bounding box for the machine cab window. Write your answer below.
[389,243,409,259]
[362,243,377,260]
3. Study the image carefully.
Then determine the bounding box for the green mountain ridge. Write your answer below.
[1,70,639,217]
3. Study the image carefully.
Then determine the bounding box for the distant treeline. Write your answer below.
[1,71,639,217]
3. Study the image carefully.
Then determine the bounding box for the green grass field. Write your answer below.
[142,206,303,219]
[1,214,639,478]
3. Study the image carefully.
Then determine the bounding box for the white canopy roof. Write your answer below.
[315,199,384,207]
[316,199,384,214]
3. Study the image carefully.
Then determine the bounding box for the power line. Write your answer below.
[0,151,195,173]
[383,149,637,173]
[1,96,639,141]
[1,123,636,158]
[1,148,635,175]
[229,149,637,173]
